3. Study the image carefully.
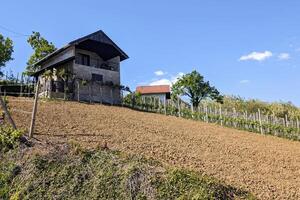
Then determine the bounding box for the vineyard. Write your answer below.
[123,95,300,141]
[6,96,300,199]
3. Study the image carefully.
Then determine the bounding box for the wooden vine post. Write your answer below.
[100,85,103,104]
[177,95,181,117]
[29,80,40,138]
[0,93,17,129]
[285,114,289,127]
[205,104,208,123]
[164,99,167,115]
[77,80,80,102]
[296,118,300,133]
[20,74,23,97]
[219,104,223,126]
[258,108,263,134]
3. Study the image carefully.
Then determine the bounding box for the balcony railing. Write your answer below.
[75,57,119,72]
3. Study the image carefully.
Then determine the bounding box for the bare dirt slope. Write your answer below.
[10,98,300,199]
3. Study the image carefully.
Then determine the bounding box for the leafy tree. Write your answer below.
[26,32,56,74]
[57,68,74,100]
[0,34,13,76]
[172,70,223,108]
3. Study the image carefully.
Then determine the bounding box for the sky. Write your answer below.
[1,0,300,106]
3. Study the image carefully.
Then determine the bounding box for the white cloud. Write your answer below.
[149,72,185,86]
[154,70,165,76]
[240,80,250,84]
[239,51,273,61]
[171,72,184,83]
[278,53,290,60]
[149,79,172,86]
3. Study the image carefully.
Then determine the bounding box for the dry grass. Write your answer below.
[8,97,300,199]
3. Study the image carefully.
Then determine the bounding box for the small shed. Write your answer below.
[136,85,171,102]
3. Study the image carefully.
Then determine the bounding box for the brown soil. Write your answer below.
[9,97,300,199]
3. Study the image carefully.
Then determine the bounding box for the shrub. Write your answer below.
[0,126,23,152]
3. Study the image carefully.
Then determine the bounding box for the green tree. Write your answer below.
[172,70,223,108]
[26,32,56,74]
[57,68,74,100]
[0,34,13,76]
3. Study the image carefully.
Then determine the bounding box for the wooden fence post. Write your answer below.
[77,81,80,102]
[191,103,194,119]
[158,98,161,113]
[29,80,40,138]
[100,85,103,104]
[205,104,208,123]
[258,109,263,134]
[88,84,92,104]
[233,107,237,128]
[111,87,114,105]
[285,114,289,127]
[164,99,167,115]
[296,118,300,133]
[0,94,17,129]
[177,95,181,117]
[219,104,223,126]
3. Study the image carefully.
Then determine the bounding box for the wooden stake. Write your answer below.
[77,81,80,102]
[89,84,92,104]
[164,99,167,115]
[177,95,181,117]
[158,98,161,113]
[110,87,113,105]
[219,104,223,126]
[100,85,103,104]
[29,80,40,138]
[0,93,17,129]
[205,105,208,123]
[20,74,23,97]
[285,114,289,127]
[296,118,299,133]
[258,109,263,134]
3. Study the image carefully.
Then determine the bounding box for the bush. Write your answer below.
[0,126,23,152]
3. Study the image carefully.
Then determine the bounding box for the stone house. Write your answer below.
[32,30,129,104]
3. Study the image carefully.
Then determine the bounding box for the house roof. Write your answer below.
[33,30,129,67]
[136,85,170,94]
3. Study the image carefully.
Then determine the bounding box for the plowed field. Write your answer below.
[9,97,300,199]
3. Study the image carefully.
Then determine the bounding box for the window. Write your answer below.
[78,53,90,66]
[92,74,103,82]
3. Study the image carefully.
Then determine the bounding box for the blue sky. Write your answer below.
[1,0,300,106]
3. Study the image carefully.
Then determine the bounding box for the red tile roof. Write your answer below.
[136,85,170,94]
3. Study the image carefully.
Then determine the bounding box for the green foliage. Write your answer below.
[0,162,19,199]
[0,34,13,76]
[172,70,223,108]
[210,96,300,120]
[56,68,74,100]
[0,126,23,152]
[123,92,142,108]
[41,70,53,81]
[26,32,56,74]
[158,169,254,200]
[123,96,300,141]
[0,144,254,200]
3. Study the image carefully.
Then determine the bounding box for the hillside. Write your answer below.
[7,97,300,199]
[1,137,254,200]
